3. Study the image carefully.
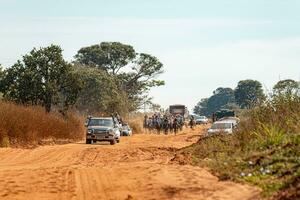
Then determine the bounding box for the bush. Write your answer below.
[180,94,300,199]
[0,101,84,147]
[126,117,144,134]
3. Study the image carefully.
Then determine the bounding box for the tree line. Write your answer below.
[193,79,300,116]
[0,42,164,115]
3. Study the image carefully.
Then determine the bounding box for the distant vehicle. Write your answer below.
[195,116,208,125]
[86,117,121,145]
[215,109,235,121]
[218,117,240,127]
[169,104,189,119]
[207,121,234,135]
[121,124,132,136]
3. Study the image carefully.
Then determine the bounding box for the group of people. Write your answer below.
[143,113,185,134]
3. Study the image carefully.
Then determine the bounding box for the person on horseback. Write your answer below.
[163,115,169,135]
[173,116,179,135]
[156,115,162,134]
[189,115,195,130]
[177,115,184,131]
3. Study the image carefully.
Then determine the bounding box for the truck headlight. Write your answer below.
[87,129,93,134]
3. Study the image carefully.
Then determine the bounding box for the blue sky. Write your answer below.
[1,0,300,110]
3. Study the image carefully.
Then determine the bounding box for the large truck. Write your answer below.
[168,104,189,119]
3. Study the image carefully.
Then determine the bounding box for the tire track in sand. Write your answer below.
[0,126,260,200]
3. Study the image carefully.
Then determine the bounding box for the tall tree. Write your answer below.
[193,98,209,116]
[193,87,236,116]
[73,64,129,115]
[273,79,299,96]
[75,42,136,74]
[75,42,164,110]
[119,53,164,106]
[1,45,81,113]
[234,79,265,108]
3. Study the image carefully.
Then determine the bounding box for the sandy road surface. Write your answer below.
[0,126,260,200]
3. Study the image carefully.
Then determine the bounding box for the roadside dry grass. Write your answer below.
[0,101,84,147]
[177,94,300,199]
[125,113,144,134]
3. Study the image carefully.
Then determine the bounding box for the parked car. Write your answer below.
[86,117,121,145]
[195,116,208,124]
[207,121,234,135]
[121,124,132,136]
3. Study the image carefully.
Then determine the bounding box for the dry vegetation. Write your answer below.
[0,101,84,147]
[125,113,144,134]
[179,94,300,199]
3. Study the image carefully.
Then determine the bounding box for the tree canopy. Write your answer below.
[0,45,81,113]
[75,42,136,75]
[1,42,165,115]
[193,87,236,116]
[73,64,130,115]
[273,79,299,96]
[75,42,164,109]
[234,79,265,109]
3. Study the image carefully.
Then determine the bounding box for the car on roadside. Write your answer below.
[121,124,132,136]
[86,117,121,145]
[218,117,240,127]
[207,121,234,136]
[195,116,208,125]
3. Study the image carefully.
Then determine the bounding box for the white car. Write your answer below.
[218,117,240,127]
[121,124,132,136]
[195,116,208,124]
[207,121,234,135]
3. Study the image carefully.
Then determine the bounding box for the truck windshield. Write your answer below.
[211,123,231,129]
[88,119,113,127]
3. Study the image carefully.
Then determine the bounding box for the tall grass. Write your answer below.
[125,113,144,134]
[180,94,300,199]
[0,101,84,147]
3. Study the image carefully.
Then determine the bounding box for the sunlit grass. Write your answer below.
[179,94,300,199]
[0,101,84,147]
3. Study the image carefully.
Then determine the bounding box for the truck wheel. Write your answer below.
[110,139,116,145]
[116,139,120,143]
[86,139,92,144]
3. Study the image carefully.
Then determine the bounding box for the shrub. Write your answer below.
[0,101,84,147]
[126,115,144,134]
[180,94,300,198]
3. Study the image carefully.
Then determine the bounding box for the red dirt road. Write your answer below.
[0,127,260,200]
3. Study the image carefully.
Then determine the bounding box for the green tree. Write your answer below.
[273,79,299,96]
[193,98,209,116]
[75,42,136,75]
[75,42,164,110]
[234,79,265,108]
[1,45,81,113]
[193,87,237,116]
[0,61,42,105]
[74,65,129,115]
[119,53,164,108]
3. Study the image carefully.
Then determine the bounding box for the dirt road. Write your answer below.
[0,127,260,200]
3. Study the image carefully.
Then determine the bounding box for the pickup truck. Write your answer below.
[86,117,121,145]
